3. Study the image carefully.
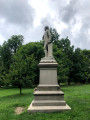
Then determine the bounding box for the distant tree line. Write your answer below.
[0,28,90,94]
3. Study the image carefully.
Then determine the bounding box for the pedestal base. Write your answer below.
[27,85,71,113]
[27,62,71,113]
[27,102,71,113]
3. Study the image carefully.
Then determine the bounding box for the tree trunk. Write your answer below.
[19,85,22,95]
[68,79,70,85]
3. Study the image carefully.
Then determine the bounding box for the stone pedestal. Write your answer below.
[27,60,71,113]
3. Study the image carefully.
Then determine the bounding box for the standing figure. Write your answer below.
[43,26,53,58]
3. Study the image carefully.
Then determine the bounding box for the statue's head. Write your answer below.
[44,26,49,31]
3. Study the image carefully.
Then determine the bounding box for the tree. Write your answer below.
[0,35,24,87]
[50,30,74,85]
[17,42,44,85]
[9,54,37,95]
[70,48,89,84]
[81,49,90,83]
[50,28,60,43]
[8,35,24,54]
[0,41,12,69]
[9,42,44,94]
[0,35,24,70]
[53,44,69,84]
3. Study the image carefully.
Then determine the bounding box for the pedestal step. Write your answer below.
[27,102,71,113]
[32,100,66,106]
[37,85,60,91]
[34,91,64,101]
[34,91,64,95]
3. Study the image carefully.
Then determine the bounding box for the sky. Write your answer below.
[0,0,90,49]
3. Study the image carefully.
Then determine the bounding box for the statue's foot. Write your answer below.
[40,56,56,63]
[48,56,54,59]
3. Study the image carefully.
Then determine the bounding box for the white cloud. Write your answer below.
[0,0,34,27]
[0,0,90,49]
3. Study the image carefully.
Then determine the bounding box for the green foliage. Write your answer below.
[53,36,74,85]
[8,35,24,53]
[9,42,44,94]
[0,41,12,69]
[0,35,24,69]
[50,28,60,42]
[81,49,90,83]
[15,42,44,84]
[0,28,90,88]
[53,44,69,83]
[9,54,36,94]
[70,48,90,84]
[0,35,24,87]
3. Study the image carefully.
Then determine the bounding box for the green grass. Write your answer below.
[0,84,90,120]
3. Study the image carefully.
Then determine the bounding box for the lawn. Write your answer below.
[0,84,90,120]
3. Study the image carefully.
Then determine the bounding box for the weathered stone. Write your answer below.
[27,61,71,113]
[27,103,71,113]
[37,85,60,91]
[27,26,71,113]
[43,26,52,58]
[32,100,66,106]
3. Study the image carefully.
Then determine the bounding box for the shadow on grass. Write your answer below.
[0,92,33,100]
[60,84,88,87]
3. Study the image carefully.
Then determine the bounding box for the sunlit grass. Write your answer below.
[0,84,90,120]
